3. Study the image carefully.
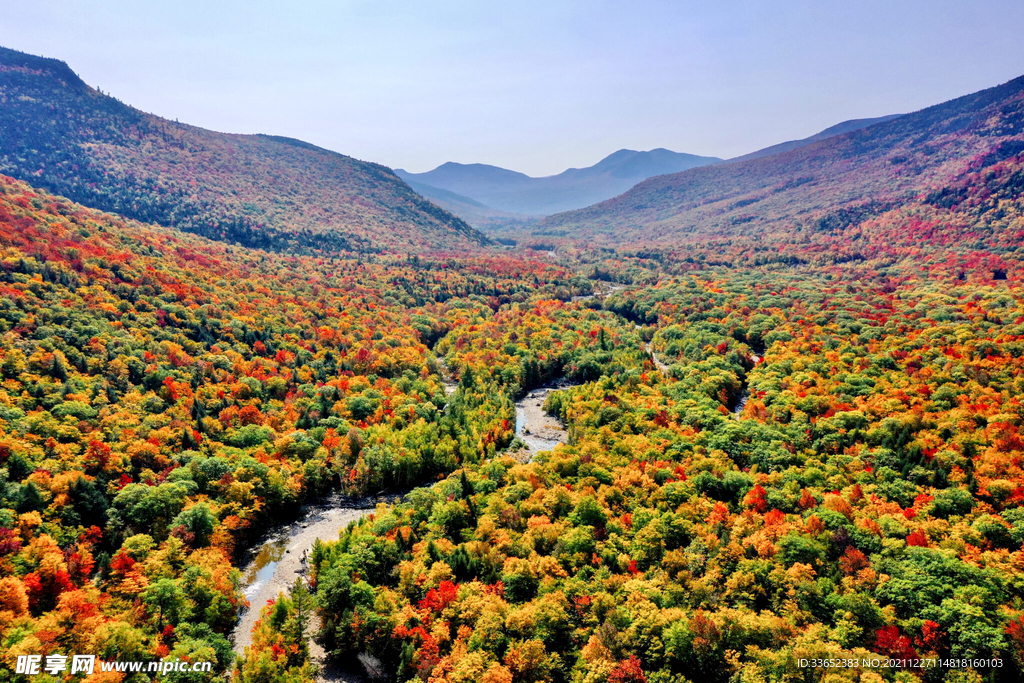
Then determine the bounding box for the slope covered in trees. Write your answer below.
[0,46,486,253]
[311,263,1024,683]
[3,59,1024,683]
[538,74,1024,246]
[727,114,903,163]
[0,174,595,679]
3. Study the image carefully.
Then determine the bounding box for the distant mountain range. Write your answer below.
[537,75,1024,245]
[6,44,1020,260]
[397,149,721,220]
[0,45,486,252]
[396,116,904,227]
[399,176,534,230]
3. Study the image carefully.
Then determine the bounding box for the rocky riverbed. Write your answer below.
[514,382,576,458]
[232,495,387,681]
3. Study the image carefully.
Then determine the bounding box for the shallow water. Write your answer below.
[240,538,288,601]
[436,355,458,396]
[232,498,377,657]
[645,340,670,373]
[513,382,577,457]
[732,354,762,418]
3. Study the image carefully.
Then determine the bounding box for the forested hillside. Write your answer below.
[0,174,600,679]
[0,47,486,253]
[727,114,903,163]
[307,264,1024,683]
[539,74,1024,247]
[2,49,1024,683]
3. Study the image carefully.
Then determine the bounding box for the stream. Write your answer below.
[435,355,457,397]
[232,493,395,682]
[645,340,670,374]
[643,339,763,418]
[731,353,763,417]
[508,282,624,455]
[234,301,637,676]
[230,377,577,677]
[732,389,750,416]
[231,299,755,680]
[570,282,626,303]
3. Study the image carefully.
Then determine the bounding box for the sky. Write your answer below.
[3,1,1024,177]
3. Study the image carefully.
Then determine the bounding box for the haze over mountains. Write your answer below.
[0,46,486,252]
[395,115,903,228]
[396,149,721,220]
[538,75,1024,245]
[3,42,1022,261]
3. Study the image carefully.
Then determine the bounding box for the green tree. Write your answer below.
[143,578,187,628]
[172,503,217,547]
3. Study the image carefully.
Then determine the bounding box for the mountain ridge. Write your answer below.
[401,176,535,229]
[397,116,909,227]
[537,73,1024,244]
[0,45,487,252]
[397,148,722,217]
[727,114,904,163]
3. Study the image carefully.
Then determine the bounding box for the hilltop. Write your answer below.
[0,46,487,252]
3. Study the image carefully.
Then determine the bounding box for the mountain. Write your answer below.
[396,148,722,217]
[0,46,487,252]
[399,116,908,227]
[728,114,904,162]
[538,75,1024,245]
[400,177,534,229]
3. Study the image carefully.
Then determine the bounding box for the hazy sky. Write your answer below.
[4,1,1024,176]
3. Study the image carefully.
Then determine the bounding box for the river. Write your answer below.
[643,340,763,418]
[230,379,575,677]
[570,281,626,303]
[233,298,757,679]
[731,353,763,417]
[644,340,670,374]
[231,494,394,681]
[435,355,458,396]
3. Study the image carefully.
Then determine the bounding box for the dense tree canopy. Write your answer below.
[1,120,1024,683]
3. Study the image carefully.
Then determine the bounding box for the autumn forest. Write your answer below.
[1,41,1024,683]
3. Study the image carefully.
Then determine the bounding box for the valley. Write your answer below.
[396,149,721,223]
[0,42,1023,683]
